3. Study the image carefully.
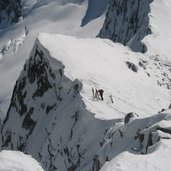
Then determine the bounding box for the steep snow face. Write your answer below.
[143,0,171,59]
[0,0,22,29]
[99,0,152,52]
[2,34,171,171]
[0,150,44,171]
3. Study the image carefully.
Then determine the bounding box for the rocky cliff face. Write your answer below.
[99,0,153,52]
[0,0,21,29]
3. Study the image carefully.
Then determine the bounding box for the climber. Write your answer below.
[92,88,95,99]
[94,89,99,100]
[98,89,104,101]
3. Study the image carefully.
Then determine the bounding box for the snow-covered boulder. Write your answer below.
[124,112,138,124]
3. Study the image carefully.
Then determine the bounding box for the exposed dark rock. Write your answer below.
[30,49,54,98]
[126,61,138,72]
[157,127,171,135]
[0,0,22,28]
[138,61,146,69]
[92,155,102,171]
[99,0,153,52]
[46,104,56,114]
[169,103,171,109]
[118,129,124,137]
[17,136,26,151]
[22,107,35,129]
[124,112,138,124]
[2,128,12,148]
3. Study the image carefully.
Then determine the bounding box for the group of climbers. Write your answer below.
[92,88,104,101]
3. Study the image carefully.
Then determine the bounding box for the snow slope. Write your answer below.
[0,0,107,120]
[101,138,171,171]
[143,0,171,59]
[38,33,170,119]
[0,150,44,171]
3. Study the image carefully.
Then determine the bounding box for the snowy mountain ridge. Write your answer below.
[0,0,106,121]
[0,0,171,171]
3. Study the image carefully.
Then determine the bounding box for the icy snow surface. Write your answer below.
[101,139,171,171]
[0,150,44,171]
[38,33,170,119]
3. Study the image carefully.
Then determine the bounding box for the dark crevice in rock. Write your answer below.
[22,107,36,138]
[92,155,102,171]
[1,128,12,148]
[157,127,171,135]
[46,104,56,114]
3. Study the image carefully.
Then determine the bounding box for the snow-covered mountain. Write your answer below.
[0,0,107,120]
[0,0,171,171]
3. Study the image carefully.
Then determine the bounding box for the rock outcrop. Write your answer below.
[0,0,22,29]
[99,0,153,52]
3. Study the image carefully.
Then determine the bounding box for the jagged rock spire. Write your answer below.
[98,0,152,52]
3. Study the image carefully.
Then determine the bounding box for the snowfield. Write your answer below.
[144,0,171,58]
[38,33,170,119]
[0,150,44,171]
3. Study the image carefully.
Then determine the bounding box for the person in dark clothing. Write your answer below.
[98,89,104,101]
[92,88,95,99]
[95,89,99,100]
